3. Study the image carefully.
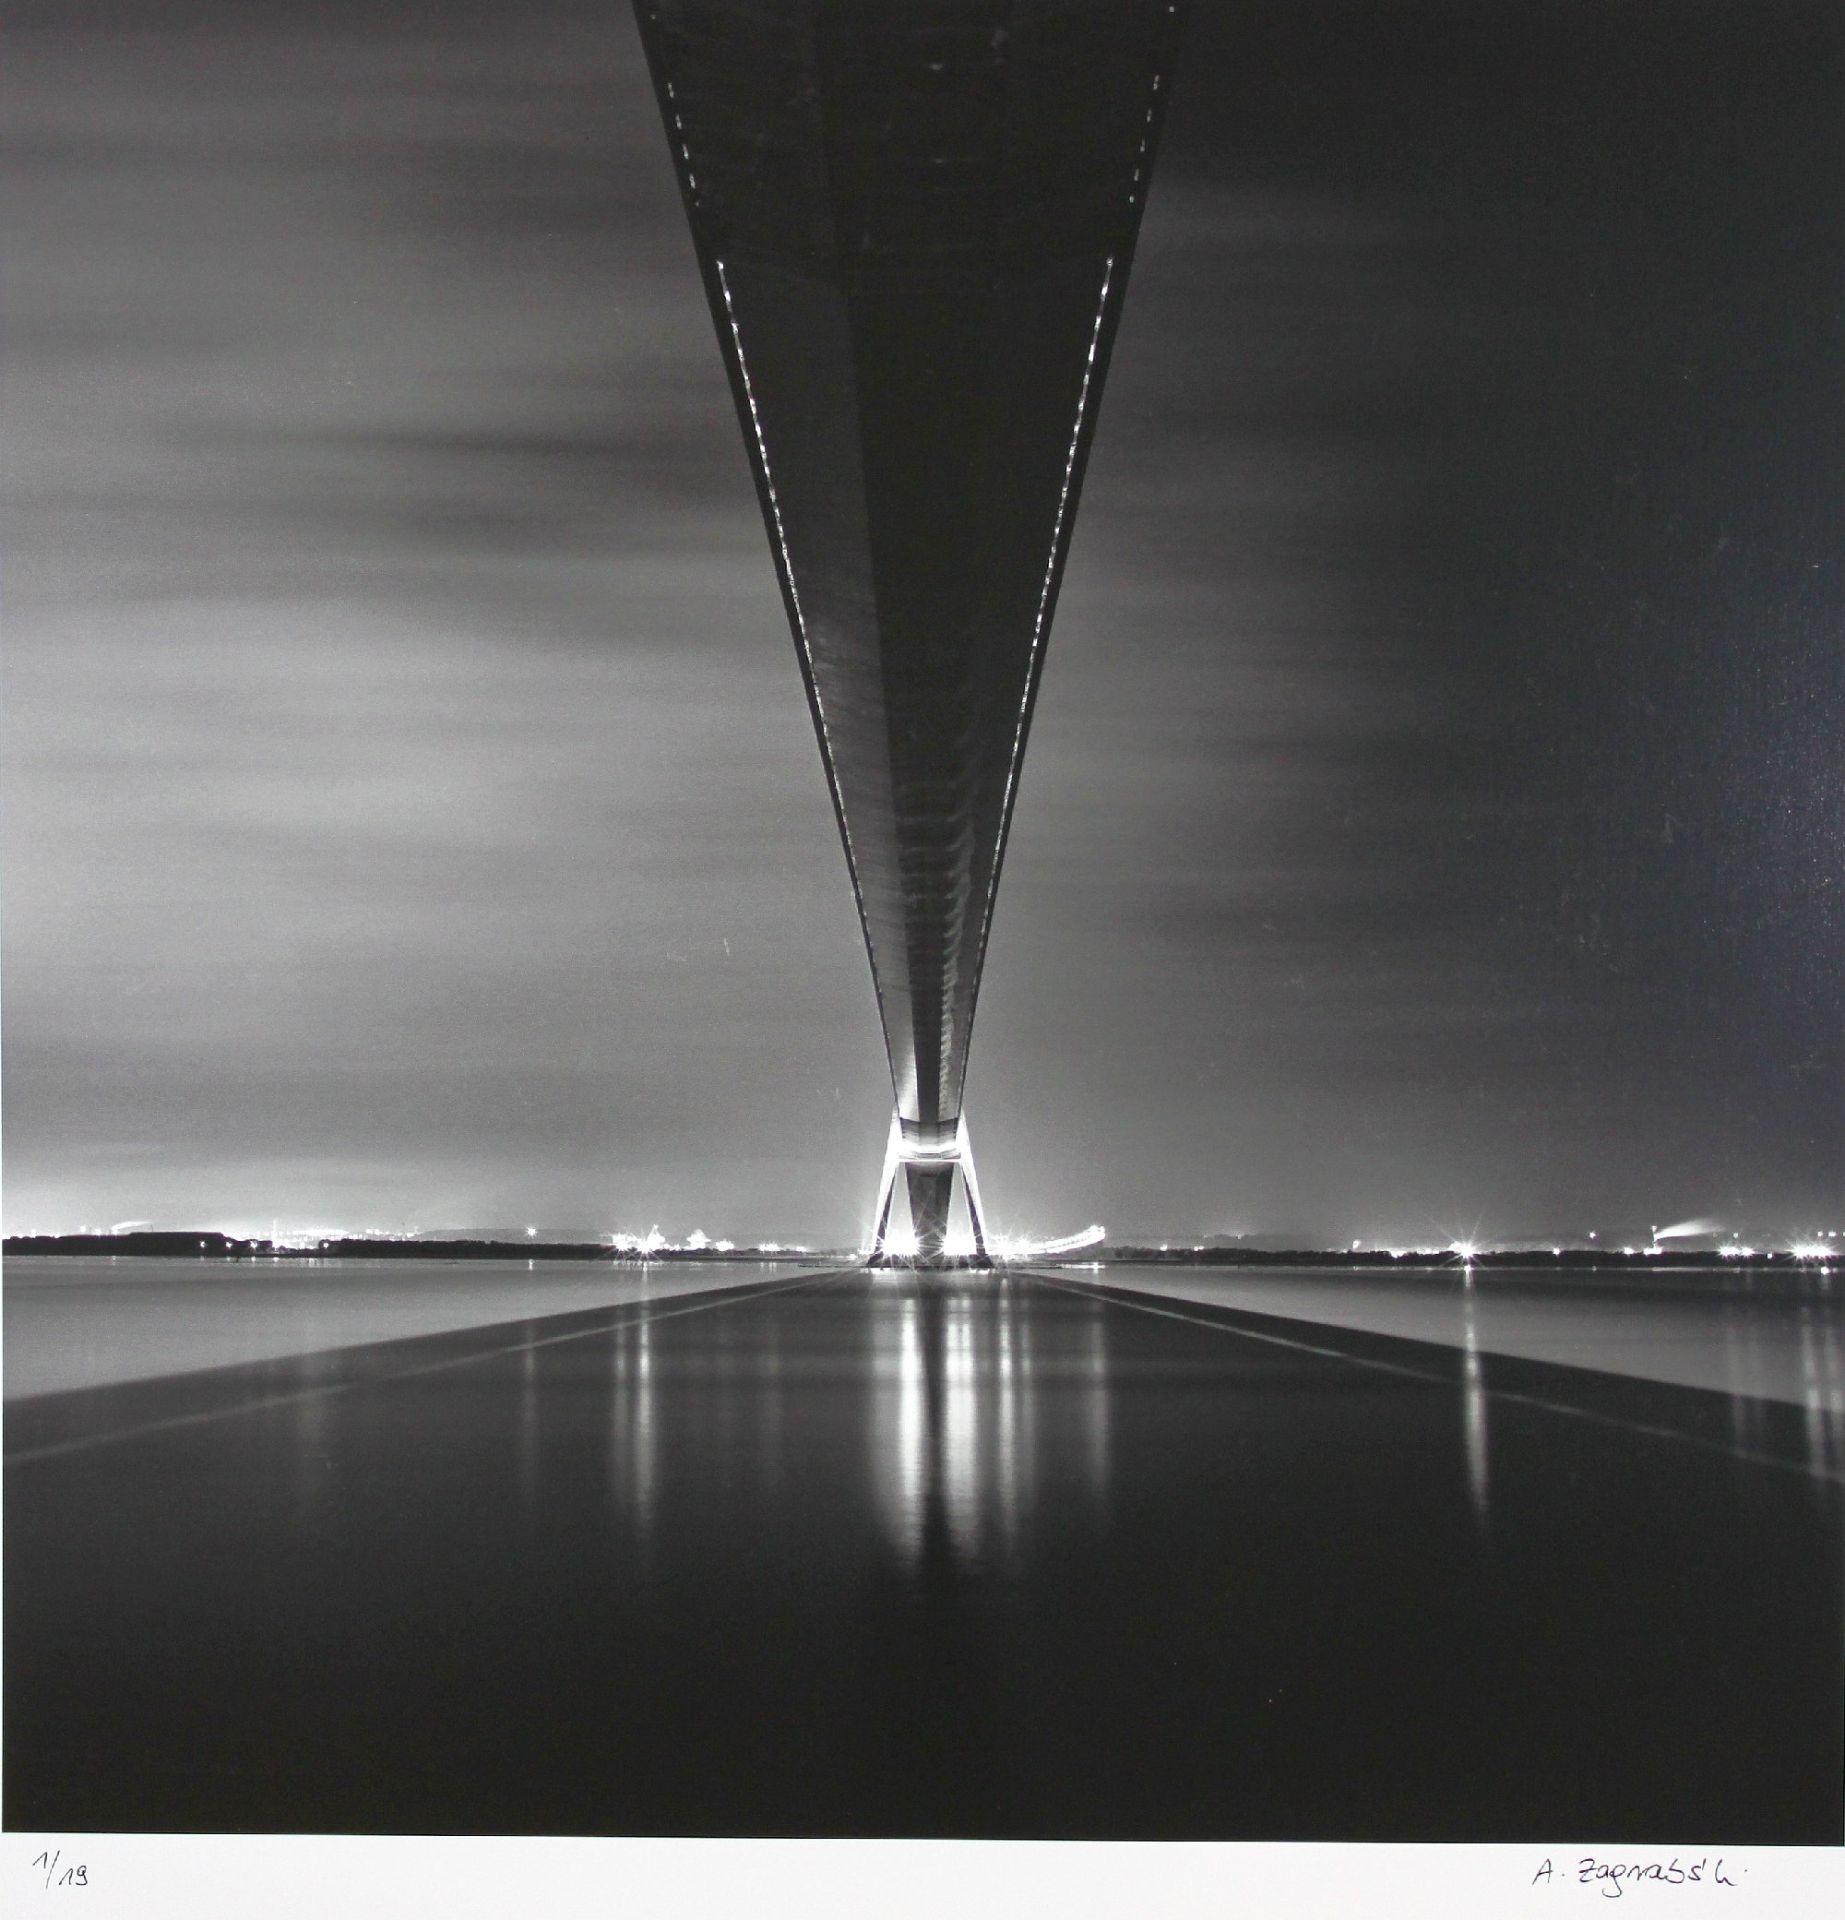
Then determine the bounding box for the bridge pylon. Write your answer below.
[867,1115,991,1268]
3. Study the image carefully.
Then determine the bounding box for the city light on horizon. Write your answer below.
[12,1206,1845,1259]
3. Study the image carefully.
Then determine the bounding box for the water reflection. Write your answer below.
[289,1346,334,1521]
[1704,1269,1845,1482]
[871,1274,1109,1571]
[606,1309,657,1541]
[1797,1297,1844,1481]
[753,1309,784,1502]
[1083,1303,1110,1507]
[517,1331,539,1509]
[1459,1272,1490,1526]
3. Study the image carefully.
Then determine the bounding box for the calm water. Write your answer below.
[2,1254,813,1396]
[6,1262,1842,1837]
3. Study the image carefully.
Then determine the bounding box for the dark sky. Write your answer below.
[5,1,1841,1246]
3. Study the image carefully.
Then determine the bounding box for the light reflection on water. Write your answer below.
[518,1333,540,1509]
[606,1310,656,1542]
[1725,1308,1768,1458]
[1460,1272,1490,1526]
[1083,1302,1110,1507]
[289,1346,334,1521]
[1102,1260,1845,1491]
[871,1275,1110,1570]
[1798,1301,1844,1481]
[249,1260,1845,1579]
[14,1265,1843,1841]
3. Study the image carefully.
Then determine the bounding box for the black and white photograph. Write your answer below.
[5,2,1842,1910]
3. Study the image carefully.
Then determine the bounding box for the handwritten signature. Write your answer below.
[1533,1857,1741,1897]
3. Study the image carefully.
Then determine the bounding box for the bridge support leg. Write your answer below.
[957,1117,989,1263]
[869,1114,902,1253]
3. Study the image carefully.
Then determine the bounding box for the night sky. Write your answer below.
[6,1,1841,1247]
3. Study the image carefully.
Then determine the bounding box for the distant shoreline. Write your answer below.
[3,1233,1830,1271]
[3,1233,779,1264]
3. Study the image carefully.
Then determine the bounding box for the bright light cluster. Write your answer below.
[1011,1224,1108,1259]
[867,1224,1106,1263]
[607,1226,758,1257]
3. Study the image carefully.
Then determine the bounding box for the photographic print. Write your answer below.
[5,0,1842,1896]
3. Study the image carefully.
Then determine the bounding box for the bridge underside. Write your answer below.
[636,3,1178,1259]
